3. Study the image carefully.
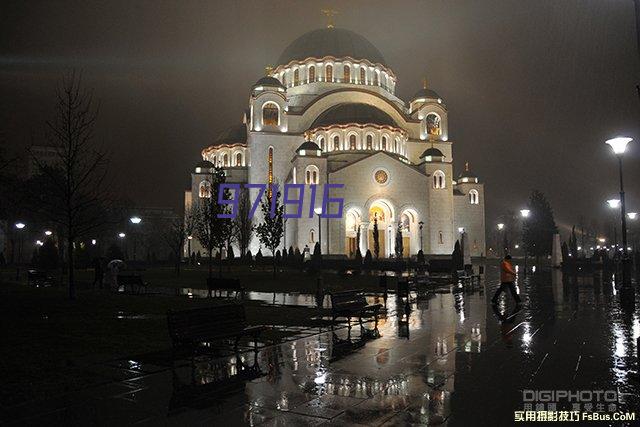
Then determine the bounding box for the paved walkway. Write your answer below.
[4,264,639,426]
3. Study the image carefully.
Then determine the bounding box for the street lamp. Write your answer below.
[118,232,126,238]
[418,221,424,252]
[605,136,633,286]
[14,222,26,279]
[187,235,193,263]
[129,216,142,261]
[497,223,506,257]
[314,207,322,254]
[628,212,637,220]
[44,230,52,236]
[520,209,530,275]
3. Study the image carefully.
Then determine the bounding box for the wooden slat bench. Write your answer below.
[117,274,147,294]
[330,290,382,339]
[167,304,265,366]
[27,270,54,287]
[207,278,244,299]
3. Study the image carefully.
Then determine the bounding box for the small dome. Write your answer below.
[213,124,247,146]
[253,76,286,90]
[278,28,387,67]
[311,103,396,129]
[195,160,214,171]
[412,87,441,101]
[296,140,322,156]
[420,147,444,159]
[458,162,479,182]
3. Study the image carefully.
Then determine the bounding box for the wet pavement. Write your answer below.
[3,263,640,426]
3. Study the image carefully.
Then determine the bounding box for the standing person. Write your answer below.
[492,255,521,305]
[92,257,104,289]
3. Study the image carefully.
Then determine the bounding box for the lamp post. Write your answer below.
[129,216,142,261]
[520,209,530,276]
[14,222,26,280]
[418,221,424,252]
[314,207,322,254]
[497,223,505,256]
[605,137,633,287]
[187,235,193,264]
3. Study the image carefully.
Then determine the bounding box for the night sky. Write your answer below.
[1,0,639,237]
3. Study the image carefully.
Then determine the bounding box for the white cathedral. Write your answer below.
[185,26,486,258]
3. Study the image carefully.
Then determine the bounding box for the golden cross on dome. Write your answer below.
[465,162,470,171]
[265,65,274,76]
[423,77,428,89]
[321,9,338,28]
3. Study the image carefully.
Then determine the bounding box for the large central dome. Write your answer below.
[277,28,387,67]
[311,103,396,128]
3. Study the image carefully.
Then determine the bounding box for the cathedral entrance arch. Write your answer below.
[368,200,394,258]
[345,208,361,258]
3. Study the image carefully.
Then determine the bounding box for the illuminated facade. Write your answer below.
[186,27,485,257]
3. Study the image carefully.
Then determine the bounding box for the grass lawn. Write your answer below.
[0,276,334,408]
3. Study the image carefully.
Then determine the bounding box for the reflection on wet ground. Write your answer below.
[4,263,639,426]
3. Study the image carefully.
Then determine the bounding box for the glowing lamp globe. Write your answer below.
[606,199,620,209]
[605,137,632,155]
[628,212,638,220]
[497,223,504,230]
[520,209,530,218]
[15,222,26,229]
[130,216,142,224]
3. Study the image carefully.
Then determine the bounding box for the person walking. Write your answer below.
[492,255,521,305]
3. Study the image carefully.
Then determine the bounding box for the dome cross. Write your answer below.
[321,9,338,28]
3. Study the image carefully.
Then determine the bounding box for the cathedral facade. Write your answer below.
[186,27,485,258]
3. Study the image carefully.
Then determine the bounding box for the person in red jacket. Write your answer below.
[491,255,522,304]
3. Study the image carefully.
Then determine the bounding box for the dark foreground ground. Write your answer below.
[1,262,639,426]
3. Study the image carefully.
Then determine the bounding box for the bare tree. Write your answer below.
[255,189,285,278]
[31,72,109,299]
[235,188,253,258]
[162,216,186,276]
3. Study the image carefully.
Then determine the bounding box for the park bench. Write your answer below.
[455,270,481,288]
[27,270,54,287]
[207,277,245,299]
[117,274,147,294]
[330,289,382,339]
[167,304,265,366]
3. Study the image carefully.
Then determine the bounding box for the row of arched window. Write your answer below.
[209,151,245,167]
[279,62,394,91]
[314,133,406,156]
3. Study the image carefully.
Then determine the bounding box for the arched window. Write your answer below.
[212,155,216,165]
[332,135,339,151]
[222,153,229,167]
[235,152,243,167]
[382,136,387,151]
[262,102,279,126]
[268,146,274,197]
[469,189,479,204]
[426,113,442,136]
[349,134,356,150]
[318,136,325,151]
[308,66,315,83]
[282,72,287,87]
[366,134,373,149]
[310,229,315,243]
[381,74,387,89]
[401,213,411,232]
[394,139,399,153]
[438,231,444,244]
[293,69,300,86]
[433,170,446,189]
[199,181,211,198]
[360,67,366,84]
[373,71,379,86]
[343,65,350,83]
[325,64,333,82]
[305,165,319,184]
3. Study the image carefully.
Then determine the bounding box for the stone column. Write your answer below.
[359,222,369,254]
